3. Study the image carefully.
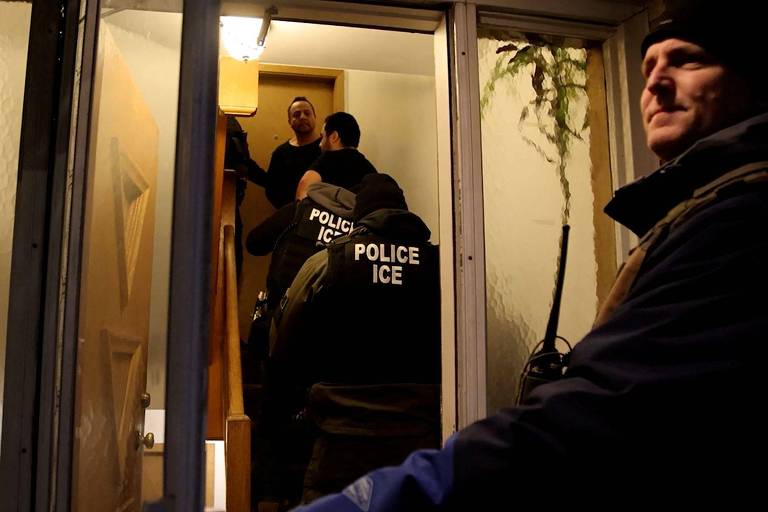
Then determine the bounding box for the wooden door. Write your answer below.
[237,70,337,335]
[71,24,158,512]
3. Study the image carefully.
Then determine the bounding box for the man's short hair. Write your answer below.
[323,112,361,148]
[287,96,315,115]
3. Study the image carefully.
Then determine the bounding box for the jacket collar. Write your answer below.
[605,111,768,236]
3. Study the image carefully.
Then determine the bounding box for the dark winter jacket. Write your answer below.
[272,207,441,503]
[293,112,768,510]
[270,208,440,386]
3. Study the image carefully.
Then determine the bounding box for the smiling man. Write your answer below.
[291,3,768,510]
[639,16,762,162]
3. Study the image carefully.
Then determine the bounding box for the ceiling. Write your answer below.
[258,20,435,76]
[107,11,436,76]
[107,0,653,77]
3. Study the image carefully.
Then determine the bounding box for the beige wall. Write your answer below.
[346,70,440,242]
[0,0,32,441]
[107,10,182,409]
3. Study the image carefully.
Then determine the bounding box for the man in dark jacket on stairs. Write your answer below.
[270,173,441,504]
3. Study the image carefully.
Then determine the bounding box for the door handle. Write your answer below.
[136,431,155,450]
[141,392,151,409]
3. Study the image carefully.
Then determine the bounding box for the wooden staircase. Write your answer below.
[207,113,251,511]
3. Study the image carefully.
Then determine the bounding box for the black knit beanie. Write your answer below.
[352,173,408,221]
[641,1,766,95]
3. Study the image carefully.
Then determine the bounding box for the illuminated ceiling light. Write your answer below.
[220,16,264,62]
[219,7,276,62]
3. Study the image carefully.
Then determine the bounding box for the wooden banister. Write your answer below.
[222,175,251,512]
[224,224,245,416]
[207,113,227,440]
[207,112,251,511]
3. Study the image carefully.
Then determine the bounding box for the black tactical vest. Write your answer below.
[267,198,355,309]
[306,229,441,385]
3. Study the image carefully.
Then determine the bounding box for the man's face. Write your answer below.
[288,101,316,135]
[640,38,753,161]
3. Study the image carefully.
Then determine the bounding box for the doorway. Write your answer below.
[219,14,453,510]
[0,1,454,510]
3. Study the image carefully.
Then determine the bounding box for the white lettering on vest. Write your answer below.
[366,244,379,261]
[372,264,403,285]
[354,244,365,261]
[355,243,420,265]
[409,246,420,265]
[311,208,354,244]
[358,243,420,285]
[396,246,408,264]
[318,226,342,244]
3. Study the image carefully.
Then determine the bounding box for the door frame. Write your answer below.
[1,0,221,510]
[260,63,345,112]
[0,0,83,509]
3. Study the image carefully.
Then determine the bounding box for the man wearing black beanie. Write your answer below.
[270,173,441,505]
[291,1,768,510]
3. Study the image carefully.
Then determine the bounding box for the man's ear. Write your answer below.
[330,130,340,145]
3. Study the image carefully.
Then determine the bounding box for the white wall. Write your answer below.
[101,14,440,407]
[106,10,182,409]
[478,37,599,413]
[0,0,32,442]
[346,70,440,242]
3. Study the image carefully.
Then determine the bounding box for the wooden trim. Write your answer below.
[333,72,345,113]
[206,230,225,440]
[223,224,245,416]
[206,114,227,440]
[260,63,346,111]
[260,63,342,80]
[222,190,250,512]
[224,414,251,512]
[586,48,618,308]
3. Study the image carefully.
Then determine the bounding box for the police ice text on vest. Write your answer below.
[310,208,354,243]
[354,243,420,285]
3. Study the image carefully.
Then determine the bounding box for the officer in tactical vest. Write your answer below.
[248,181,356,509]
[270,173,441,503]
[245,182,356,351]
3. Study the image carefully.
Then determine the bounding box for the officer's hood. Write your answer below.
[359,208,432,243]
[306,182,356,219]
[605,111,768,236]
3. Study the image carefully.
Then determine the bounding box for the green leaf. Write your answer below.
[496,43,518,54]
